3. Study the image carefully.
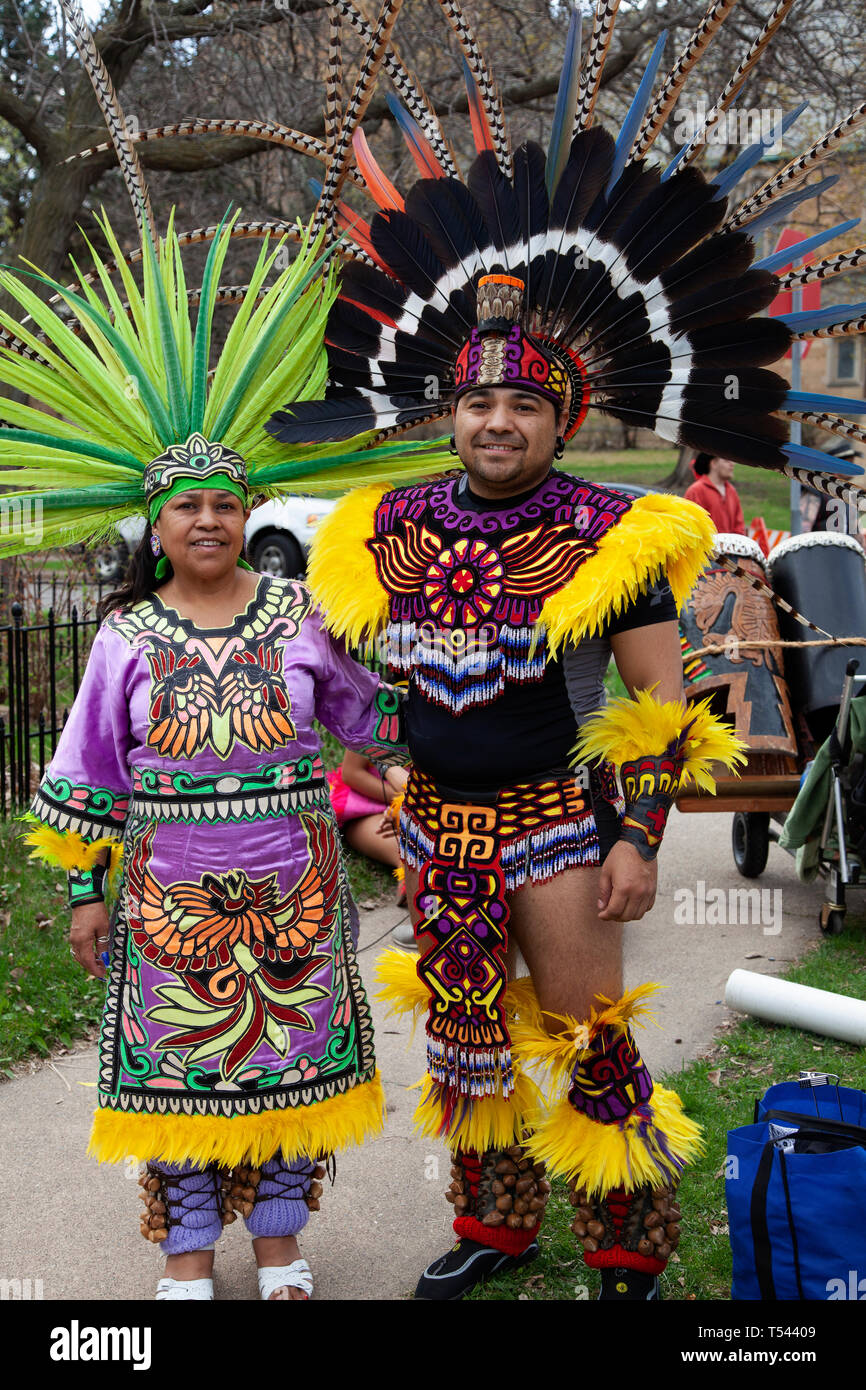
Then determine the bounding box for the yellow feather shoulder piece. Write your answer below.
[539,491,715,656]
[306,483,390,646]
[572,690,747,792]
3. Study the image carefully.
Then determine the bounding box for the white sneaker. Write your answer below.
[390,919,417,950]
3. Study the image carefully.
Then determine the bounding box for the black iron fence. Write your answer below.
[1,589,108,816]
[0,573,384,818]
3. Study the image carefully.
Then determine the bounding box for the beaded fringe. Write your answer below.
[426,1036,515,1100]
[385,622,547,714]
[401,803,601,891]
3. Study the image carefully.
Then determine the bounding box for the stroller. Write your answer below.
[751,658,866,936]
[678,526,866,936]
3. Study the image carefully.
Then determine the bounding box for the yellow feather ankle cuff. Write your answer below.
[527,1086,704,1198]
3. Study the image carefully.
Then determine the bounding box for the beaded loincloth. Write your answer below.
[399,764,621,1114]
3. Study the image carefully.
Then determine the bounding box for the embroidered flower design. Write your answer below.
[422,537,504,627]
[127,818,342,1083]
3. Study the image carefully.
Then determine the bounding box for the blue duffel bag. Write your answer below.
[726,1077,866,1300]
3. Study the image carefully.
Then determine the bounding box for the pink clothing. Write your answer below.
[327,765,386,828]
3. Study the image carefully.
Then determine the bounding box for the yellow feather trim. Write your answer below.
[21,821,118,871]
[527,1086,704,1197]
[572,690,747,792]
[376,946,427,1020]
[510,982,661,1092]
[539,492,715,656]
[87,1072,385,1168]
[413,1069,542,1151]
[306,483,389,646]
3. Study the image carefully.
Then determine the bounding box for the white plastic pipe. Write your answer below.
[725,969,866,1046]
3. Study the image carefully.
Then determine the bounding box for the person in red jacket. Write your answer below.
[684,452,746,534]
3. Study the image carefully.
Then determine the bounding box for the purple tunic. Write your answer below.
[30,576,404,1148]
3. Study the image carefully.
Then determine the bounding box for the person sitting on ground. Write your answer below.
[684,452,746,535]
[328,753,414,947]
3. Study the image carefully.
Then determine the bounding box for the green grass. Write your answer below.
[0,823,105,1073]
[563,447,796,532]
[469,917,866,1301]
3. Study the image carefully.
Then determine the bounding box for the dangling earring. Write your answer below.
[449,435,458,455]
[554,436,565,460]
[151,532,170,580]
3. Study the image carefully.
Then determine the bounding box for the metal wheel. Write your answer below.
[820,906,846,936]
[88,538,130,584]
[732,811,770,878]
[249,531,303,578]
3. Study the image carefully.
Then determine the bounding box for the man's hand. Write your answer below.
[597,841,657,922]
[376,811,397,840]
[69,903,110,981]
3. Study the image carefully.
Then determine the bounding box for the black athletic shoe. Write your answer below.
[414,1237,539,1300]
[598,1266,660,1301]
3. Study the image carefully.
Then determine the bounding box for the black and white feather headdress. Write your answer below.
[265,0,866,498]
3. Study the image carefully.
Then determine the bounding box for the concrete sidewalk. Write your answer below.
[0,808,823,1300]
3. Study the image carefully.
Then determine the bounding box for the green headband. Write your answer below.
[148,474,249,525]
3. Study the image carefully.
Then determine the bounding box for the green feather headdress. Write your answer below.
[0,208,450,558]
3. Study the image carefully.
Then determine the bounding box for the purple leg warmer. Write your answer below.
[243,1153,316,1239]
[155,1161,224,1256]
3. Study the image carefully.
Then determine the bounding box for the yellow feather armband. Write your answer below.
[20,819,119,872]
[572,690,746,794]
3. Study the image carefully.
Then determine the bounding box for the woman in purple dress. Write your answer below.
[28,452,406,1301]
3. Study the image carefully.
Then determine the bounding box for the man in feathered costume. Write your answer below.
[265,0,866,1299]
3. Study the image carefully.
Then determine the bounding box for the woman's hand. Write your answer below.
[69,902,110,981]
[597,841,657,922]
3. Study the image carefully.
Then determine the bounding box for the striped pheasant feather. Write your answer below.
[778,410,866,449]
[437,0,511,173]
[312,0,404,237]
[575,0,622,131]
[630,0,739,161]
[58,0,156,243]
[325,7,344,148]
[717,557,833,638]
[727,102,866,230]
[784,467,866,507]
[679,0,795,167]
[778,245,866,291]
[63,119,367,191]
[791,314,866,341]
[336,0,458,176]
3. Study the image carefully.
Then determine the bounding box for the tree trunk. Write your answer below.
[660,444,696,492]
[2,150,112,286]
